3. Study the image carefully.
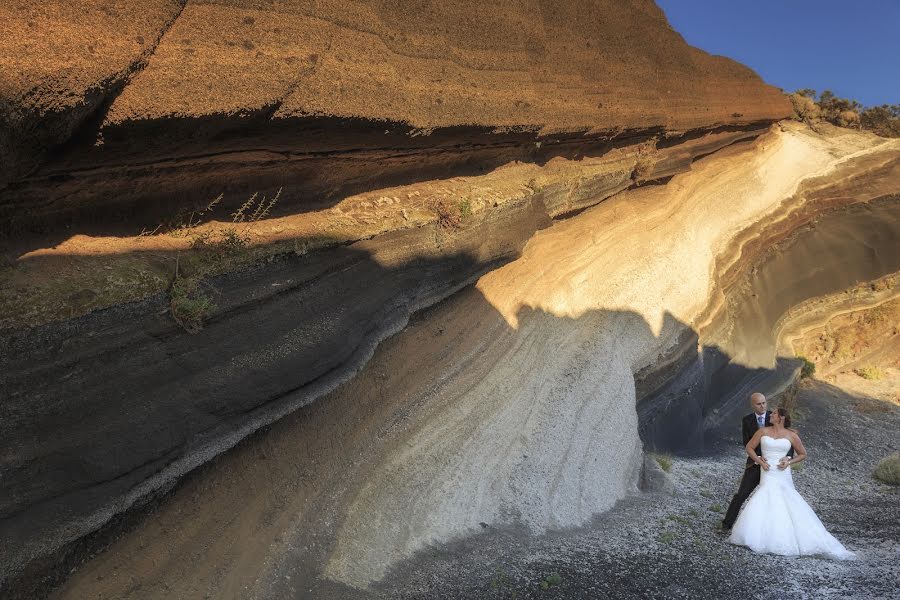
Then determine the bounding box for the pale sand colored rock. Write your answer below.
[324,123,896,586]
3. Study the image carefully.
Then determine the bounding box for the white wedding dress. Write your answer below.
[729,436,855,559]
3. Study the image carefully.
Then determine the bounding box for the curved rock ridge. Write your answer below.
[0,124,764,330]
[0,0,790,233]
[780,277,900,377]
[18,123,896,600]
[325,124,899,586]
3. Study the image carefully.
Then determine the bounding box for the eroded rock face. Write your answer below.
[2,3,895,598]
[4,123,895,599]
[0,0,790,234]
[0,0,186,186]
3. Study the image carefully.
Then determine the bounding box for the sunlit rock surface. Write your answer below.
[0,0,790,233]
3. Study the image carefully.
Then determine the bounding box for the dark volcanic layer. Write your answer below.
[0,198,549,582]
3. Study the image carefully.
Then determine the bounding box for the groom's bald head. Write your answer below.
[750,393,767,415]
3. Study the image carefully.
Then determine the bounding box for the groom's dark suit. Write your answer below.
[722,411,793,530]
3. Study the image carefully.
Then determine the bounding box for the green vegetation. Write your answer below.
[797,355,816,379]
[855,366,886,380]
[873,453,900,486]
[459,197,473,218]
[658,531,676,544]
[709,503,724,514]
[434,196,476,229]
[488,567,515,596]
[653,453,673,473]
[789,89,900,137]
[169,273,216,333]
[539,572,562,590]
[166,189,281,332]
[666,513,690,525]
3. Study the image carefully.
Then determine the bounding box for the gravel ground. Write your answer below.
[327,379,900,600]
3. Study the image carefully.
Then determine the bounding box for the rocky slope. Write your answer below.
[1,2,898,599]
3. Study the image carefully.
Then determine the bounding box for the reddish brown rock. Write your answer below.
[0,0,791,236]
[0,0,185,185]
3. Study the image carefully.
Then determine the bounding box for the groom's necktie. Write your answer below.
[758,415,765,427]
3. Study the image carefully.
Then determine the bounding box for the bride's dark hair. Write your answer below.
[777,407,791,428]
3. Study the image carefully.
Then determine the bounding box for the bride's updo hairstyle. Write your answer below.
[777,407,791,428]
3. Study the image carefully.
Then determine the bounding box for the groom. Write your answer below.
[721,392,793,530]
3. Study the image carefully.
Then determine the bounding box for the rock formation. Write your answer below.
[1,1,897,598]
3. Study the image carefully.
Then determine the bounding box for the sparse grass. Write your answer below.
[169,273,216,333]
[653,453,673,473]
[791,462,804,472]
[797,355,816,379]
[873,453,900,486]
[458,197,473,218]
[855,366,886,380]
[666,514,690,525]
[190,227,250,254]
[863,303,889,325]
[539,572,562,590]
[699,488,714,499]
[488,567,515,595]
[709,503,724,514]
[165,189,281,331]
[658,531,676,544]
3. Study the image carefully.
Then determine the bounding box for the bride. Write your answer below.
[729,407,855,559]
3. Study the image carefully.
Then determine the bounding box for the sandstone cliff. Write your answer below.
[0,0,790,235]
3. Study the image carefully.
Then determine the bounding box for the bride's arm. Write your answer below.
[781,432,808,468]
[745,428,769,470]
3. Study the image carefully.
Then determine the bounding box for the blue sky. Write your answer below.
[655,0,900,107]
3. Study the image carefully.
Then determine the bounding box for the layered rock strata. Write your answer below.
[10,123,895,599]
[0,0,791,235]
[2,2,895,598]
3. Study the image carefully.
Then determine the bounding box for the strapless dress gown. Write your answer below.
[729,435,855,559]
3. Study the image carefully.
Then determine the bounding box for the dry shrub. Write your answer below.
[434,199,462,229]
[790,93,821,124]
[854,398,892,414]
[873,453,900,486]
[855,366,886,380]
[838,110,860,127]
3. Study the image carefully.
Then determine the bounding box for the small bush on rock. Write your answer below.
[170,274,216,333]
[873,453,900,486]
[654,453,673,473]
[797,355,816,379]
[855,366,886,380]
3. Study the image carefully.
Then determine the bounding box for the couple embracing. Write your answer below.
[721,392,855,560]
